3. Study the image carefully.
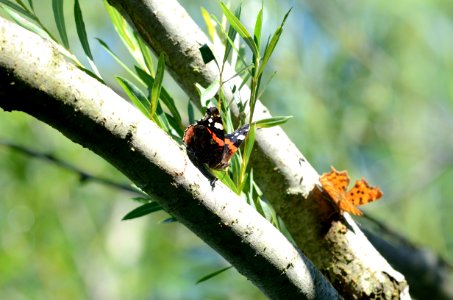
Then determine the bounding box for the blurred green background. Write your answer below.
[1,0,452,299]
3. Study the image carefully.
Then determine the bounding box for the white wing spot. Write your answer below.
[214,122,224,130]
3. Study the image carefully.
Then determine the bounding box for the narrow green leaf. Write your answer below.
[2,0,61,44]
[253,6,263,50]
[0,0,32,19]
[248,169,265,216]
[97,38,143,84]
[52,0,69,49]
[74,0,101,78]
[196,80,220,105]
[103,0,146,69]
[104,0,136,52]
[257,70,277,100]
[254,116,293,128]
[211,169,238,194]
[1,4,49,40]
[196,266,233,284]
[243,124,255,165]
[135,32,154,76]
[135,67,182,124]
[259,8,291,77]
[152,102,172,133]
[122,202,163,220]
[150,53,165,118]
[188,102,195,124]
[13,0,34,11]
[116,77,150,116]
[211,13,249,72]
[238,124,255,191]
[165,112,184,137]
[229,153,241,185]
[74,0,91,58]
[131,197,152,203]
[223,5,241,64]
[26,0,34,11]
[220,2,259,59]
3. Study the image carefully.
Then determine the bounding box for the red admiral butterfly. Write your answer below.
[183,107,250,170]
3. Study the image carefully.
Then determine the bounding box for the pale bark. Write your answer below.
[0,17,339,299]
[105,0,410,298]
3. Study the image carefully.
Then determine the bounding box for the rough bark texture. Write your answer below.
[364,229,453,300]
[106,0,411,298]
[0,17,340,299]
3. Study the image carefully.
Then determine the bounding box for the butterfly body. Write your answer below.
[183,107,249,170]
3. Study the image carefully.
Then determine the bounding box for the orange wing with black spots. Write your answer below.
[319,166,383,216]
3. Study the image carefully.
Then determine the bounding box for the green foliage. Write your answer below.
[2,0,452,298]
[52,0,69,48]
[0,1,278,298]
[196,266,233,284]
[74,0,100,78]
[254,116,293,128]
[1,0,291,285]
[122,202,163,220]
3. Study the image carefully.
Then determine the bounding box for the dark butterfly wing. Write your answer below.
[224,123,250,152]
[183,107,226,169]
[183,107,250,170]
[197,107,225,141]
[216,123,250,169]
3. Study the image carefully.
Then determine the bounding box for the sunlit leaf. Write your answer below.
[243,124,255,166]
[223,5,241,64]
[104,0,136,52]
[201,7,216,41]
[131,196,152,203]
[0,0,32,19]
[195,80,220,105]
[136,32,154,76]
[150,53,165,118]
[1,4,48,39]
[135,67,182,124]
[97,38,143,84]
[254,116,293,128]
[220,2,259,59]
[211,169,238,194]
[116,77,149,116]
[259,8,291,77]
[103,0,145,69]
[253,6,263,50]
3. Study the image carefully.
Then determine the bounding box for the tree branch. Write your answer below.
[106,0,410,298]
[0,17,339,299]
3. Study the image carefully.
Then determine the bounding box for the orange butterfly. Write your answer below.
[319,166,383,216]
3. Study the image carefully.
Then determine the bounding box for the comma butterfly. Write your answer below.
[319,166,383,216]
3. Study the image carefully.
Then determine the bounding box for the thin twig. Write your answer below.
[0,140,138,193]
